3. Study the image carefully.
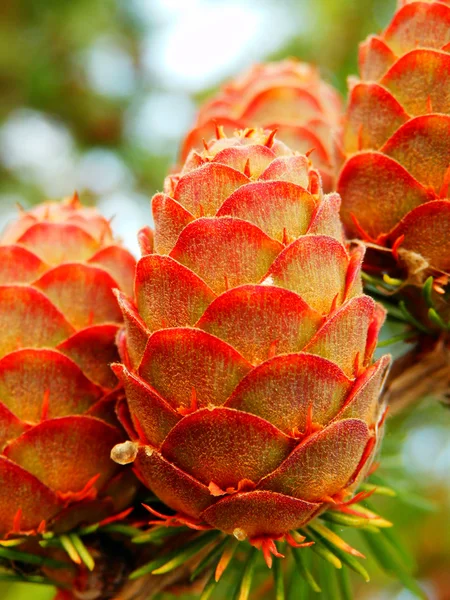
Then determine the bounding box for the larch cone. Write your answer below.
[112,130,390,563]
[0,195,137,540]
[337,0,450,408]
[182,59,342,192]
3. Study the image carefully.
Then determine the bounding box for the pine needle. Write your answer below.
[215,538,239,582]
[0,538,26,547]
[0,573,52,585]
[336,567,353,600]
[60,534,81,565]
[233,547,258,600]
[306,527,370,582]
[291,547,321,593]
[69,533,95,571]
[299,529,342,569]
[309,523,365,558]
[130,531,220,579]
[190,536,228,582]
[152,531,220,575]
[361,530,425,599]
[273,557,285,600]
[359,482,396,497]
[0,546,68,569]
[132,525,186,545]
[200,571,220,600]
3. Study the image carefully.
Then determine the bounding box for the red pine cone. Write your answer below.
[338,0,450,276]
[112,130,389,556]
[0,195,137,539]
[182,60,342,192]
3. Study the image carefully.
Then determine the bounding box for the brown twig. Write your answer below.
[384,340,450,414]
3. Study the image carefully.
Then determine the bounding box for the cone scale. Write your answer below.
[0,195,137,540]
[337,0,450,406]
[182,60,342,192]
[113,130,390,558]
[338,0,450,275]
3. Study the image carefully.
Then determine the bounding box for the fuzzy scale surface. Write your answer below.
[113,130,389,548]
[0,196,137,539]
[182,60,342,192]
[338,0,450,274]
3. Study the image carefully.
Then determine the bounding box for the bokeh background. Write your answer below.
[0,1,449,599]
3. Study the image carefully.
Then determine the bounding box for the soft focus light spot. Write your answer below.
[144,1,296,91]
[0,110,74,171]
[125,92,196,154]
[364,580,434,600]
[0,194,28,236]
[394,583,435,600]
[375,319,411,360]
[83,37,136,98]
[76,149,133,195]
[97,192,152,256]
[402,425,450,488]
[364,591,393,600]
[128,0,203,23]
[0,109,76,196]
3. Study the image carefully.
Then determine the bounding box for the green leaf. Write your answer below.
[310,522,365,559]
[368,475,436,512]
[76,523,100,536]
[340,505,392,528]
[361,528,411,577]
[215,537,239,582]
[398,301,431,334]
[129,554,173,580]
[360,481,396,498]
[377,331,417,348]
[0,538,26,547]
[379,528,415,571]
[39,539,61,549]
[363,500,415,571]
[378,301,409,322]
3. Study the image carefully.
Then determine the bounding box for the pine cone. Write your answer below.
[0,195,137,539]
[112,130,389,557]
[182,60,342,191]
[338,0,450,276]
[337,0,450,407]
